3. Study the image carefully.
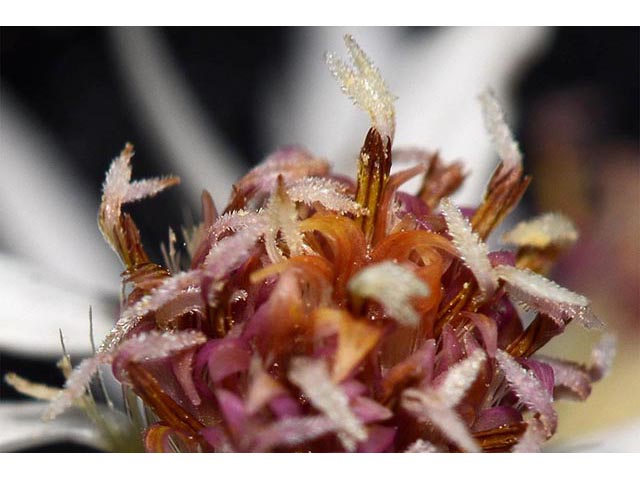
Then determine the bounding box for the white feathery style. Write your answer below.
[496,349,557,435]
[495,265,603,329]
[440,197,498,300]
[287,177,367,216]
[326,35,396,141]
[479,89,522,171]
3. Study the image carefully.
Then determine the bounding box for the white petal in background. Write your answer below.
[108,26,245,209]
[0,252,117,358]
[0,401,106,452]
[0,88,122,294]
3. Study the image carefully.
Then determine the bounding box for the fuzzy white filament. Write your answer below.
[43,352,114,421]
[117,330,206,363]
[440,198,498,300]
[289,357,367,451]
[479,89,522,171]
[326,35,396,141]
[99,270,202,353]
[495,265,603,329]
[496,349,557,435]
[99,144,179,257]
[401,350,486,452]
[347,261,430,326]
[287,177,367,216]
[46,331,206,421]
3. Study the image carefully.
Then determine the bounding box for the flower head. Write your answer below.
[8,34,613,453]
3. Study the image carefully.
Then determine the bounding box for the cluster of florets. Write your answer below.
[9,35,613,453]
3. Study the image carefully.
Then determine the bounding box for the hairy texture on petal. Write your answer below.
[502,212,578,249]
[191,210,263,268]
[254,415,338,452]
[287,177,367,216]
[201,221,268,307]
[512,418,545,453]
[471,90,530,240]
[212,210,261,239]
[203,219,266,276]
[479,89,522,172]
[289,357,367,451]
[43,352,114,420]
[437,349,487,407]
[495,265,603,329]
[530,336,614,403]
[405,438,440,453]
[99,143,179,265]
[326,35,396,141]
[440,198,498,300]
[530,335,615,402]
[100,144,134,245]
[348,261,430,327]
[496,349,557,435]
[118,330,206,364]
[100,270,202,352]
[402,350,486,452]
[122,177,180,204]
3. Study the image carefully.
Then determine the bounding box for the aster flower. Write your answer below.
[4,33,617,453]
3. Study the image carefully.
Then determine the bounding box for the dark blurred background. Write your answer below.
[1,27,638,451]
